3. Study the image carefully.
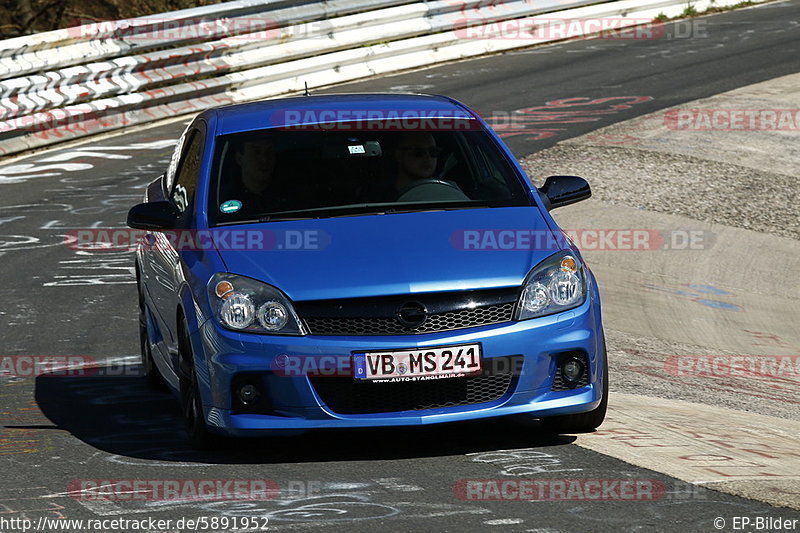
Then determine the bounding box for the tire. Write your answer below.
[138,288,165,390]
[178,323,218,450]
[542,344,609,434]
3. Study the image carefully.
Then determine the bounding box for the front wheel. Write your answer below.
[541,345,608,433]
[178,324,218,449]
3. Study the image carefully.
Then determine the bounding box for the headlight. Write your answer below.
[515,251,587,320]
[257,301,288,331]
[220,293,256,329]
[208,273,306,335]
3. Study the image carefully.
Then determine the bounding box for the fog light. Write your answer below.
[561,357,584,383]
[238,383,260,404]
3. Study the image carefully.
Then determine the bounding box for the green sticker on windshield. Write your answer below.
[220,200,242,213]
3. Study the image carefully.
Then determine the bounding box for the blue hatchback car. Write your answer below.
[128,93,607,447]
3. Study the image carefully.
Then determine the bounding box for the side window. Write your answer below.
[172,129,204,214]
[470,138,518,200]
[165,124,191,192]
[472,142,502,182]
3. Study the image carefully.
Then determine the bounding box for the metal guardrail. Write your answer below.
[0,0,411,76]
[0,0,767,158]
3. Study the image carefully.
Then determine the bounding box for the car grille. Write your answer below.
[309,356,519,415]
[297,288,518,336]
[304,302,514,336]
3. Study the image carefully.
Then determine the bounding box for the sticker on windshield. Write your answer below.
[348,145,366,154]
[220,200,242,213]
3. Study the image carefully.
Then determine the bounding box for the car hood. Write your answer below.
[215,207,562,302]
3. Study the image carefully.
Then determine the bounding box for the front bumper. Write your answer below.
[194,295,605,436]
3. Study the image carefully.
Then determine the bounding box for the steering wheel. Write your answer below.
[396,179,470,202]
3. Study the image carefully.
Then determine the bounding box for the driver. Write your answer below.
[359,132,465,202]
[394,132,440,193]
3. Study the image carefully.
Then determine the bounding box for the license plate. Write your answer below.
[353,344,482,381]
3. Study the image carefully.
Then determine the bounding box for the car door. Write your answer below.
[149,121,206,371]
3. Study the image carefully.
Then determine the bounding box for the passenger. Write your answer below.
[221,136,291,215]
[236,138,276,198]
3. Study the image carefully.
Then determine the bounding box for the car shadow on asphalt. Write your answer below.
[30,366,576,464]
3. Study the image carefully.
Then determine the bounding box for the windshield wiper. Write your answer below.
[215,215,314,226]
[260,204,395,218]
[214,201,504,226]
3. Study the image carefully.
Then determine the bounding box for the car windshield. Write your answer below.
[208,124,532,225]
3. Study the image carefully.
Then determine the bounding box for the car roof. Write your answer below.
[209,93,479,135]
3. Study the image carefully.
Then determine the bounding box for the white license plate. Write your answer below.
[353,344,482,381]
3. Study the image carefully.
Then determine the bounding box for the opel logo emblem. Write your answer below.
[397,301,427,328]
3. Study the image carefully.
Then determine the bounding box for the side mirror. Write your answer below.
[127,201,178,230]
[538,175,591,210]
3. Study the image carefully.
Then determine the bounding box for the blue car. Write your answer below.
[128,93,607,447]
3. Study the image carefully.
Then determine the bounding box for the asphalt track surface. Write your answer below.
[0,2,799,532]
